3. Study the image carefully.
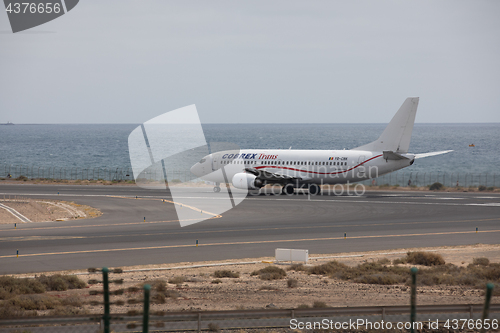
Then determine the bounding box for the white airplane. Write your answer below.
[190,98,452,195]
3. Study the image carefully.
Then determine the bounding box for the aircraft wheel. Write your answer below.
[308,184,321,196]
[282,184,295,195]
[213,186,221,193]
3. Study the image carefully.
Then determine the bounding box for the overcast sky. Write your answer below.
[1,1,499,124]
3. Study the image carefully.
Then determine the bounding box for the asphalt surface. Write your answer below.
[1,184,499,274]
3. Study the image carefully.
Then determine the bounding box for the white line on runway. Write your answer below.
[0,203,31,222]
[1,192,499,208]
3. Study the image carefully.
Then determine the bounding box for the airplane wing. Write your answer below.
[414,150,453,159]
[244,167,302,184]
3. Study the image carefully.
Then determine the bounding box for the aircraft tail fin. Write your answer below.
[353,97,419,153]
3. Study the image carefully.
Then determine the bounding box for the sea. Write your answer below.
[1,123,499,186]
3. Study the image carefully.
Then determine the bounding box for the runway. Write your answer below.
[1,184,499,274]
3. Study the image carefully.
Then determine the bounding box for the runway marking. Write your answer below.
[0,192,222,219]
[1,229,499,259]
[0,203,31,223]
[1,217,500,238]
[106,195,222,219]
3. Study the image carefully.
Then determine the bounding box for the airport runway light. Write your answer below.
[344,232,346,239]
[14,223,16,229]
[16,249,18,258]
[476,227,478,233]
[144,217,146,222]
[196,239,198,247]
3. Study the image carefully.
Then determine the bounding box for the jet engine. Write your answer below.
[232,173,263,190]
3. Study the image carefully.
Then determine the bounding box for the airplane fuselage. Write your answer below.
[192,149,414,185]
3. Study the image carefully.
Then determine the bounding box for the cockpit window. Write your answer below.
[199,158,206,163]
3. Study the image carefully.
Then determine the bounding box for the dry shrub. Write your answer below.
[473,257,490,266]
[207,323,220,332]
[251,266,287,280]
[312,301,327,308]
[297,304,309,309]
[308,261,349,276]
[0,305,37,318]
[404,252,445,266]
[0,276,46,298]
[287,278,298,288]
[377,258,391,265]
[211,279,222,284]
[213,270,240,278]
[429,182,444,190]
[168,276,185,285]
[7,294,60,310]
[308,260,409,285]
[60,295,83,307]
[37,274,87,291]
[287,264,306,272]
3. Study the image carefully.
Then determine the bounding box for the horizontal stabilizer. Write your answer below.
[383,151,410,161]
[414,150,453,159]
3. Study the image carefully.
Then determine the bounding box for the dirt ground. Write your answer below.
[0,197,101,224]
[9,243,498,316]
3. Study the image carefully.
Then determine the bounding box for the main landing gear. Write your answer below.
[308,184,321,196]
[213,183,221,193]
[281,184,295,195]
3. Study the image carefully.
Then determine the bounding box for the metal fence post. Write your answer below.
[410,267,418,333]
[143,284,150,333]
[102,267,110,333]
[480,283,494,333]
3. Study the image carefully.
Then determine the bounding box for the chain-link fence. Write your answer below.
[0,165,194,183]
[1,164,499,188]
[361,171,499,188]
[0,268,498,333]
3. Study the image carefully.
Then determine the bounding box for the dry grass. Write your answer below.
[0,274,86,299]
[143,279,178,304]
[167,276,185,285]
[287,278,298,288]
[251,266,287,280]
[473,257,490,266]
[213,270,240,278]
[287,264,306,272]
[405,252,445,266]
[312,301,328,308]
[307,254,499,289]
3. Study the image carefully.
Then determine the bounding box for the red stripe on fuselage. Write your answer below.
[253,154,383,175]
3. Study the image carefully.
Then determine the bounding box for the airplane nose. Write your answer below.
[190,163,201,177]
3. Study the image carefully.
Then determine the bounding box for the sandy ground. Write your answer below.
[8,244,497,316]
[0,197,101,224]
